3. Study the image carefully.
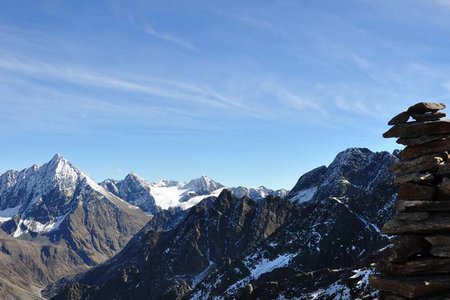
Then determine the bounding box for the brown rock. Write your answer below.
[383,121,450,139]
[397,135,450,146]
[426,235,450,247]
[400,139,450,160]
[396,201,450,212]
[407,102,446,114]
[390,155,444,176]
[378,257,450,276]
[388,111,410,125]
[425,236,450,258]
[412,112,446,122]
[370,274,450,298]
[430,247,450,258]
[437,163,450,176]
[378,292,408,300]
[438,178,450,195]
[382,215,450,234]
[390,235,430,261]
[397,183,436,201]
[395,212,430,222]
[394,173,434,185]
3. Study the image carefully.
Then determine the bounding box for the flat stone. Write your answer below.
[400,139,450,160]
[437,163,450,176]
[395,212,430,221]
[388,111,410,125]
[383,121,450,139]
[397,183,436,201]
[430,247,450,258]
[407,102,446,114]
[412,112,446,122]
[378,257,450,276]
[390,155,444,176]
[396,201,450,212]
[438,178,450,195]
[390,235,430,261]
[378,292,409,300]
[395,172,434,185]
[426,235,450,247]
[425,236,450,258]
[397,135,450,146]
[382,215,450,235]
[370,274,450,298]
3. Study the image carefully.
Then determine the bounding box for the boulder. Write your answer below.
[438,178,450,195]
[395,173,434,185]
[370,274,450,298]
[388,111,410,125]
[390,155,443,176]
[383,121,450,139]
[400,139,450,160]
[407,102,446,114]
[382,215,450,235]
[395,212,430,222]
[397,134,450,146]
[412,112,446,122]
[378,257,450,276]
[389,235,430,261]
[397,183,436,201]
[396,201,450,212]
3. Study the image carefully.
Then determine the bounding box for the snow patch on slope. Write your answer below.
[0,205,21,222]
[249,253,295,279]
[290,187,317,204]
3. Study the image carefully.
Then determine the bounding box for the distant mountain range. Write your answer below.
[100,174,288,214]
[0,148,398,299]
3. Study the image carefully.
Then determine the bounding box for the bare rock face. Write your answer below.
[371,102,450,299]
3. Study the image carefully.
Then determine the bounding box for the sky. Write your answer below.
[1,0,450,189]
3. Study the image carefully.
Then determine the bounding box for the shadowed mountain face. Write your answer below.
[0,155,150,299]
[51,191,293,300]
[52,148,398,300]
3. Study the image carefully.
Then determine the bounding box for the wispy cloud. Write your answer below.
[432,0,450,9]
[145,24,195,51]
[0,55,246,111]
[248,79,327,116]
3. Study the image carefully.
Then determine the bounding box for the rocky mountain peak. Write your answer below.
[124,172,144,182]
[42,154,82,189]
[184,175,223,194]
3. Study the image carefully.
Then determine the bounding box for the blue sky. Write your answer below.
[1,0,450,189]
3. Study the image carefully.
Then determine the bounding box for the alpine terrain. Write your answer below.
[0,155,150,299]
[49,148,398,300]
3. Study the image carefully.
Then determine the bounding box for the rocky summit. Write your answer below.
[0,155,150,299]
[371,102,450,299]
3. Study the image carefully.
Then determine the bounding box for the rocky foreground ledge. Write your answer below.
[370,102,450,299]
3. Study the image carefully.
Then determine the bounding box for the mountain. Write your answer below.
[52,148,398,299]
[0,155,150,299]
[228,186,289,200]
[190,149,398,299]
[100,174,287,214]
[51,191,293,300]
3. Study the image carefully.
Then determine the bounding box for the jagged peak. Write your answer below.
[124,172,146,183]
[184,175,223,191]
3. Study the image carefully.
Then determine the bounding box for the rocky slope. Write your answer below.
[0,155,150,299]
[52,148,398,299]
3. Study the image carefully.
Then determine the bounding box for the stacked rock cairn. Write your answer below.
[370,102,450,299]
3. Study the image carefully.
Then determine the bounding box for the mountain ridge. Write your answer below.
[50,147,398,299]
